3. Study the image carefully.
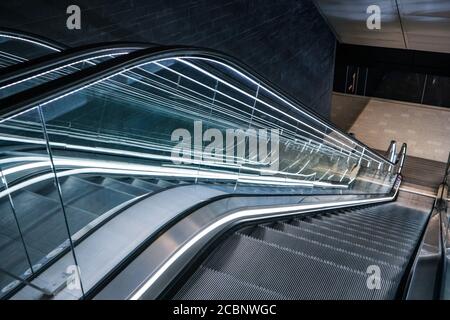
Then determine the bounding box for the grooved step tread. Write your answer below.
[193,233,397,300]
[175,203,428,300]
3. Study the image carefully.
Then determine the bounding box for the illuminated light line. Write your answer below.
[156,60,372,163]
[295,160,311,174]
[128,186,399,300]
[0,50,28,61]
[0,156,49,165]
[0,34,61,52]
[5,62,360,169]
[187,56,388,164]
[0,156,347,200]
[1,125,362,182]
[176,58,384,165]
[318,169,330,182]
[2,161,51,176]
[49,158,343,187]
[0,53,128,90]
[339,169,349,182]
[0,54,390,172]
[2,94,362,169]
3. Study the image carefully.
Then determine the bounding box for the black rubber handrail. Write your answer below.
[0,45,394,165]
[444,152,450,185]
[0,27,67,51]
[0,42,151,89]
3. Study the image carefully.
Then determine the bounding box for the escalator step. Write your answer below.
[20,205,97,253]
[85,176,150,197]
[240,225,403,282]
[346,204,427,224]
[272,222,407,266]
[0,190,60,238]
[0,190,98,285]
[333,206,424,227]
[156,180,177,188]
[124,178,162,192]
[328,211,423,234]
[175,266,287,300]
[0,233,45,292]
[43,176,133,216]
[339,208,425,229]
[198,233,397,299]
[308,217,417,246]
[288,219,411,256]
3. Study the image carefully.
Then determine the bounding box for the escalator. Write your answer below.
[0,29,65,69]
[0,33,446,300]
[0,42,148,100]
[172,202,428,300]
[0,174,184,293]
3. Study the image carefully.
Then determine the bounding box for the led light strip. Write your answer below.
[0,133,353,185]
[154,60,371,164]
[0,156,347,200]
[0,53,128,90]
[188,56,389,165]
[129,186,399,300]
[176,58,385,165]
[0,34,61,52]
[0,52,390,168]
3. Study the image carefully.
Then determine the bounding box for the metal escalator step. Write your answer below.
[124,178,162,192]
[335,207,414,224]
[334,206,424,227]
[240,225,403,282]
[290,218,412,255]
[21,205,97,252]
[174,266,287,300]
[0,190,97,275]
[346,205,427,224]
[0,190,60,238]
[267,222,407,266]
[200,233,397,299]
[280,220,409,256]
[0,233,45,292]
[340,209,424,230]
[47,176,133,215]
[329,211,423,234]
[308,216,417,247]
[155,180,177,188]
[1,190,96,240]
[326,214,422,240]
[85,176,150,197]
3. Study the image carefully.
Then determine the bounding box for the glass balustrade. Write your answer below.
[0,50,398,298]
[0,32,62,69]
[0,107,81,299]
[0,47,140,100]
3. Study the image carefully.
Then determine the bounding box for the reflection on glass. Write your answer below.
[0,54,124,99]
[0,168,33,296]
[0,52,398,296]
[0,107,80,299]
[0,33,61,69]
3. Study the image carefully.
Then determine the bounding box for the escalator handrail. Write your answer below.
[0,27,66,52]
[104,186,401,300]
[444,152,450,185]
[0,42,151,90]
[0,45,395,166]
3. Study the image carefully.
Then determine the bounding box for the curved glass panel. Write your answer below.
[0,51,398,297]
[0,32,62,69]
[0,51,130,99]
[40,56,396,193]
[0,107,80,299]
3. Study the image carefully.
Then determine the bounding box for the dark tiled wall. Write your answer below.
[0,0,336,117]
